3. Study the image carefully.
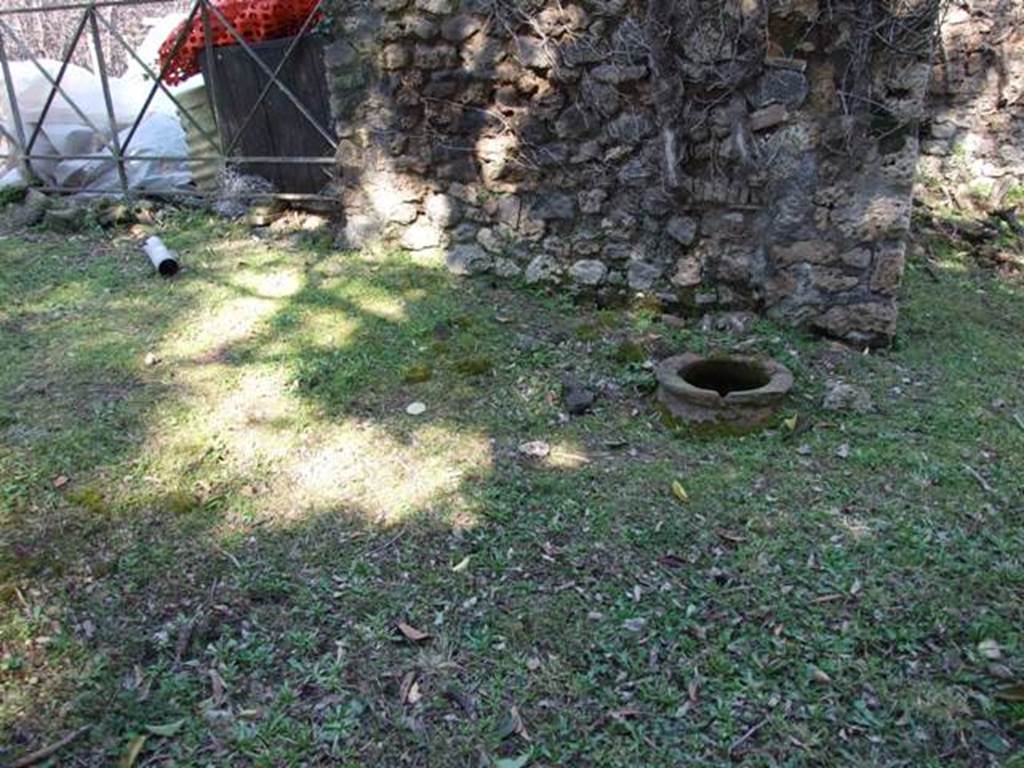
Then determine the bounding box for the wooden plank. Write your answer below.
[200,34,335,193]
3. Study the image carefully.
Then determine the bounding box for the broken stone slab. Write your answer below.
[822,379,873,413]
[562,377,596,414]
[445,244,492,275]
[42,206,87,233]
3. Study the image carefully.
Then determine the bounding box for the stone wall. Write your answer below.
[323,0,940,345]
[917,0,1024,215]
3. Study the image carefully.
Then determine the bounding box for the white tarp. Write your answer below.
[0,39,193,193]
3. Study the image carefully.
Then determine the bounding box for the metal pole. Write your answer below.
[87,6,129,197]
[118,0,202,154]
[0,28,32,181]
[0,0,181,16]
[0,152,336,163]
[224,0,325,155]
[0,15,114,154]
[200,0,224,154]
[93,10,220,151]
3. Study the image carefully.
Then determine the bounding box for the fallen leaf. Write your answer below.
[623,617,647,633]
[406,680,422,705]
[452,556,471,573]
[783,415,798,431]
[809,665,832,685]
[53,475,69,489]
[657,553,685,568]
[687,676,700,704]
[119,734,148,767]
[496,705,527,740]
[396,621,431,643]
[671,480,689,503]
[979,732,1011,754]
[145,719,185,737]
[994,683,1024,702]
[979,639,1003,660]
[494,754,531,768]
[609,707,641,721]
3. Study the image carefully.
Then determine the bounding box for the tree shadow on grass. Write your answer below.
[3,221,1024,765]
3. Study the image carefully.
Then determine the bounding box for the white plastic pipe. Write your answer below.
[144,235,179,276]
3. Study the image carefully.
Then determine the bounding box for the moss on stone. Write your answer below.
[453,356,492,376]
[403,363,433,383]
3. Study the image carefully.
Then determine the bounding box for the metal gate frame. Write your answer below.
[0,0,338,201]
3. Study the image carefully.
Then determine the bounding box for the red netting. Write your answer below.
[158,0,321,85]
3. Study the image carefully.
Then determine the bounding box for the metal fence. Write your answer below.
[0,0,338,200]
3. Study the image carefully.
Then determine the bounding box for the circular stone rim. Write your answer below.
[655,353,793,410]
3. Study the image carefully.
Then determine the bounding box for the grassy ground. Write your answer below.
[1,210,1022,767]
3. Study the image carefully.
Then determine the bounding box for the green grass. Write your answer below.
[1,212,1023,766]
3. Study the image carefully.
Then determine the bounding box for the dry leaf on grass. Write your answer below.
[671,480,689,503]
[119,735,147,768]
[396,621,431,643]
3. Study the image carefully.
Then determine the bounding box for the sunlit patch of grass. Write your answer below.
[0,213,1022,765]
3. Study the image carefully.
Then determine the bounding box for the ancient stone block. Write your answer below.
[771,240,838,267]
[414,0,455,14]
[401,218,443,250]
[810,268,860,293]
[829,247,861,272]
[446,244,492,274]
[476,227,504,253]
[381,43,410,69]
[525,254,561,283]
[578,188,607,215]
[627,260,662,290]
[870,241,907,295]
[605,113,655,144]
[533,193,576,220]
[671,254,701,287]
[665,215,698,246]
[426,193,460,227]
[591,64,648,84]
[749,103,789,132]
[812,302,898,345]
[441,14,483,42]
[569,259,608,285]
[514,36,556,68]
[581,78,620,117]
[413,44,457,69]
[748,69,809,109]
